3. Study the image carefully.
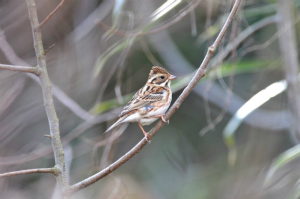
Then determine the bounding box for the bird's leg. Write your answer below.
[138,122,150,143]
[149,114,169,124]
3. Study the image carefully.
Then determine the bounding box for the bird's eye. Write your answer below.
[160,76,165,79]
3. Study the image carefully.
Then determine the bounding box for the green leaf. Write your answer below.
[223,80,287,166]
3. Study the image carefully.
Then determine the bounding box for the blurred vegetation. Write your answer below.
[1,0,300,198]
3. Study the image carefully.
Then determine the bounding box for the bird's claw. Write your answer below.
[161,116,169,125]
[145,135,151,143]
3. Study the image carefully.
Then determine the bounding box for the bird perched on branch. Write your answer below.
[105,66,176,141]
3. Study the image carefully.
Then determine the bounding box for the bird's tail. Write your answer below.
[104,117,125,133]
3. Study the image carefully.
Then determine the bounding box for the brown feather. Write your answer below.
[118,85,165,117]
[105,66,175,133]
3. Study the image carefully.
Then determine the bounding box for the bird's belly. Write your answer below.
[123,92,172,126]
[139,117,159,125]
[146,104,169,117]
[122,112,141,123]
[146,93,172,117]
[139,103,170,126]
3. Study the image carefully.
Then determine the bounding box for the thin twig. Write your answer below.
[0,168,57,177]
[200,1,244,135]
[0,30,28,65]
[139,0,201,36]
[0,78,26,118]
[94,123,129,170]
[205,0,213,29]
[97,0,202,37]
[139,38,162,66]
[209,14,278,69]
[0,29,94,121]
[69,0,241,194]
[26,0,69,197]
[44,44,55,55]
[0,108,120,166]
[0,63,40,75]
[188,0,197,36]
[39,0,65,28]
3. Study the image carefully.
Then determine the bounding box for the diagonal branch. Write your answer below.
[0,63,40,75]
[0,168,57,177]
[69,0,242,194]
[39,0,65,28]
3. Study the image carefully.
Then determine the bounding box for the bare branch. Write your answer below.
[69,0,242,194]
[0,63,40,75]
[0,168,57,178]
[277,0,300,136]
[26,0,69,196]
[39,0,65,28]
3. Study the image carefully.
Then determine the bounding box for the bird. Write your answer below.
[105,66,177,140]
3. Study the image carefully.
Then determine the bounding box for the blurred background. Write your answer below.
[1,0,300,198]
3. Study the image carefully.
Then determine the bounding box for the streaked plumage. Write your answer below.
[105,66,176,140]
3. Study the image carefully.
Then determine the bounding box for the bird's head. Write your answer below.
[147,66,176,86]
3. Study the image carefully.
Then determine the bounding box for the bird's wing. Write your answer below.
[119,86,164,117]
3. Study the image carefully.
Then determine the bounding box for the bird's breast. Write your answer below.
[139,117,159,126]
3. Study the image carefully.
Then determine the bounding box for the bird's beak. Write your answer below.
[168,75,177,80]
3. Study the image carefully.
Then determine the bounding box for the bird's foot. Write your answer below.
[161,115,169,125]
[145,134,151,143]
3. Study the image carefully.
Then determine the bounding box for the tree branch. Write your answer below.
[277,0,300,137]
[25,0,69,197]
[0,168,57,178]
[69,0,242,194]
[39,0,65,28]
[0,63,40,75]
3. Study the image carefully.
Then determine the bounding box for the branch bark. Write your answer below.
[0,63,40,75]
[25,0,69,197]
[0,168,57,177]
[39,0,65,28]
[277,0,300,136]
[69,0,242,194]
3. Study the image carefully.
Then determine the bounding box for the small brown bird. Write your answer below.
[105,66,176,140]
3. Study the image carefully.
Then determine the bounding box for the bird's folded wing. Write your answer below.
[118,87,164,117]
